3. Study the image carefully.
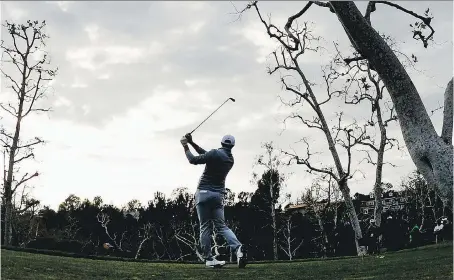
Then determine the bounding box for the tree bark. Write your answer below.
[3,200,14,245]
[329,1,453,203]
[441,79,453,145]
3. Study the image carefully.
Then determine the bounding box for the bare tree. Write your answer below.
[301,175,341,257]
[241,0,452,253]
[329,2,453,203]
[96,212,127,251]
[62,216,80,240]
[279,212,304,260]
[12,197,41,247]
[135,222,153,259]
[211,229,228,259]
[241,1,453,202]
[332,46,401,227]
[400,171,443,230]
[172,216,230,262]
[252,141,289,260]
[1,20,57,245]
[243,1,367,254]
[226,219,240,262]
[172,218,204,261]
[239,1,364,254]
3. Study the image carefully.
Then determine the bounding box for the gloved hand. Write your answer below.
[180,136,188,146]
[185,133,193,143]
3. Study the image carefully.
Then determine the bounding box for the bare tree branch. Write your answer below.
[282,143,338,180]
[0,103,17,118]
[13,153,34,164]
[371,1,435,48]
[12,172,39,194]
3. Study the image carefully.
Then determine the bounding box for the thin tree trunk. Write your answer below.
[269,172,278,260]
[135,238,149,259]
[4,106,24,246]
[35,221,39,238]
[287,234,292,260]
[373,100,386,227]
[3,57,28,246]
[419,189,426,230]
[314,208,328,257]
[271,208,278,260]
[338,181,364,254]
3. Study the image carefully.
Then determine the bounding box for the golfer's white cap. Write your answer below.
[221,135,235,146]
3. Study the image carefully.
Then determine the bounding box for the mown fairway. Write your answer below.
[1,243,452,280]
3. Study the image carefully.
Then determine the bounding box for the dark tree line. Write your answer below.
[1,171,451,261]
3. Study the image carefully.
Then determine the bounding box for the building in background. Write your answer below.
[354,190,407,216]
[284,190,407,217]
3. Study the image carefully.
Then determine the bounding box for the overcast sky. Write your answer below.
[1,1,452,210]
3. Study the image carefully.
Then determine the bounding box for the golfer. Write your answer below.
[180,133,246,268]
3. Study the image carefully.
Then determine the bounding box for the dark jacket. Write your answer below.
[185,147,234,193]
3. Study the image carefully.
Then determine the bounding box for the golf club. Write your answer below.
[189,97,235,134]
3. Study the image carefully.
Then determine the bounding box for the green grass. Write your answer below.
[2,243,453,280]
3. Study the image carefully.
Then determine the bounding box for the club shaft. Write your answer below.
[190,99,231,134]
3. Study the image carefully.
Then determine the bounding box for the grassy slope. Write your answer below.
[1,243,452,280]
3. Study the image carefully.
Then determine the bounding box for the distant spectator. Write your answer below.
[366,219,381,255]
[382,215,393,250]
[434,220,444,244]
[441,217,450,241]
[409,224,421,248]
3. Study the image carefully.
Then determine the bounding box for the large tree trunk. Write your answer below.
[329,1,453,203]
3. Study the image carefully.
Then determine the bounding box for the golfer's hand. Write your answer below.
[185,133,193,143]
[180,136,188,146]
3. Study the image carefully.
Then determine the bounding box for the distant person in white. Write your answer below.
[434,220,444,243]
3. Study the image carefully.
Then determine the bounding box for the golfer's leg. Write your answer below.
[196,192,213,260]
[212,194,241,252]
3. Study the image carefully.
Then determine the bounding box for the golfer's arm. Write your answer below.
[185,148,213,165]
[189,142,206,154]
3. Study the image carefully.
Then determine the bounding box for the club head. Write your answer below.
[229,98,236,102]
